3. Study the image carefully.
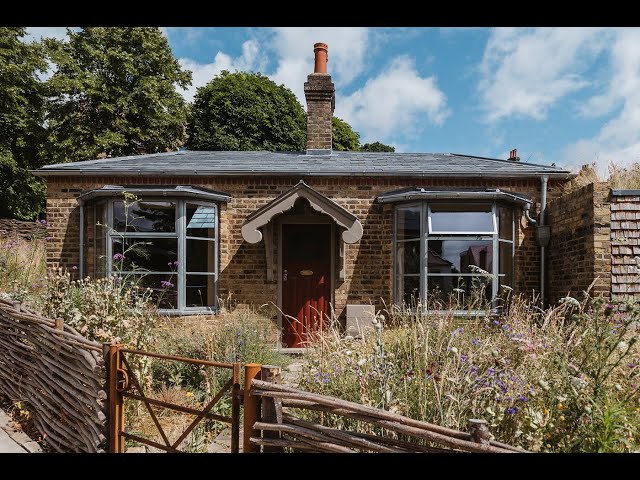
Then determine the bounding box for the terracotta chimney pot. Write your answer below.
[314,43,328,74]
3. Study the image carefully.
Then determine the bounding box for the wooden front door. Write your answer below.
[281,224,331,348]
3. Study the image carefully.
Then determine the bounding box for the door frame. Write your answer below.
[277,216,335,350]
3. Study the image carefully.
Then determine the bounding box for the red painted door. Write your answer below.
[282,224,331,348]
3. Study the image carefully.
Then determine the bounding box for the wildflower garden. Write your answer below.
[0,222,638,452]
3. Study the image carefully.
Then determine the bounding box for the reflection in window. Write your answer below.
[395,202,515,311]
[429,204,494,234]
[113,200,176,232]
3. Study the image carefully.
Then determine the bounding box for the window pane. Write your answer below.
[113,200,176,232]
[396,276,421,307]
[429,204,494,233]
[428,240,493,274]
[84,202,107,278]
[498,206,513,240]
[396,240,420,275]
[427,275,493,307]
[186,275,216,308]
[186,203,216,239]
[396,206,421,240]
[499,241,513,276]
[124,274,178,309]
[112,237,178,272]
[187,238,216,273]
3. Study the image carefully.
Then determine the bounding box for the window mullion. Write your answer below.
[214,203,219,312]
[422,201,427,311]
[106,199,113,276]
[178,200,186,311]
[492,204,499,304]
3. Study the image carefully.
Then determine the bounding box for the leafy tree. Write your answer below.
[360,141,395,152]
[45,27,191,163]
[332,116,360,151]
[0,27,47,219]
[187,71,306,151]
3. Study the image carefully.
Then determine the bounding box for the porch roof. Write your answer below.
[241,180,363,244]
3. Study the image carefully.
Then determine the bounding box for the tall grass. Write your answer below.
[299,294,639,452]
[0,235,47,301]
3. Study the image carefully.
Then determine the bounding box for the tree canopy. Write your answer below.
[187,71,307,151]
[188,70,395,154]
[44,27,191,164]
[332,117,360,151]
[360,141,395,152]
[0,27,47,219]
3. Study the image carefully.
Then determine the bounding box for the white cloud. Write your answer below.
[175,28,449,146]
[178,40,265,102]
[337,56,449,144]
[268,27,370,101]
[25,27,70,42]
[562,29,640,172]
[478,27,610,123]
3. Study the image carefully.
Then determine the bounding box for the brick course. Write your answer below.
[45,175,565,318]
[547,182,611,304]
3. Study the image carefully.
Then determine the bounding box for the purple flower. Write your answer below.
[470,365,478,374]
[488,367,495,375]
[493,319,501,325]
[72,265,78,270]
[173,260,179,267]
[113,253,126,261]
[160,280,174,288]
[517,395,529,403]
[506,407,518,415]
[460,355,468,362]
[471,338,480,346]
[451,327,464,337]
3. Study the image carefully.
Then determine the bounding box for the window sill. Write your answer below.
[157,308,218,316]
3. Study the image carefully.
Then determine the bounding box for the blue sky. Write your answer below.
[27,27,640,174]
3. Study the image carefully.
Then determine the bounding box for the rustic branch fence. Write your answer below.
[247,365,527,453]
[0,298,108,452]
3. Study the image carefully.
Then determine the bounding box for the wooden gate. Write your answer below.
[107,344,241,453]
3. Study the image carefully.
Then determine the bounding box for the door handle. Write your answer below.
[283,269,287,282]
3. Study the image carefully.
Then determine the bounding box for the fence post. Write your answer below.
[231,363,241,454]
[107,343,125,453]
[243,363,262,453]
[468,418,491,445]
[261,365,283,453]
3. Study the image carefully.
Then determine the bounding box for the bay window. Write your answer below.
[80,186,230,314]
[394,201,515,311]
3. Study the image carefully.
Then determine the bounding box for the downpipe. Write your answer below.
[540,176,549,307]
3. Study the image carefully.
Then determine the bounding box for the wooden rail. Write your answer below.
[249,370,527,453]
[0,298,107,452]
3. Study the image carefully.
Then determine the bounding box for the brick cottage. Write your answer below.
[36,42,627,349]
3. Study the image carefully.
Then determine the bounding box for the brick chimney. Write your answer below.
[304,43,335,154]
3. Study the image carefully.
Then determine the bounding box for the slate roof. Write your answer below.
[34,150,574,179]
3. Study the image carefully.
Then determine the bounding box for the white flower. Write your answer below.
[559,296,580,308]
[357,358,366,367]
[345,350,352,356]
[450,346,458,354]
[617,341,629,353]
